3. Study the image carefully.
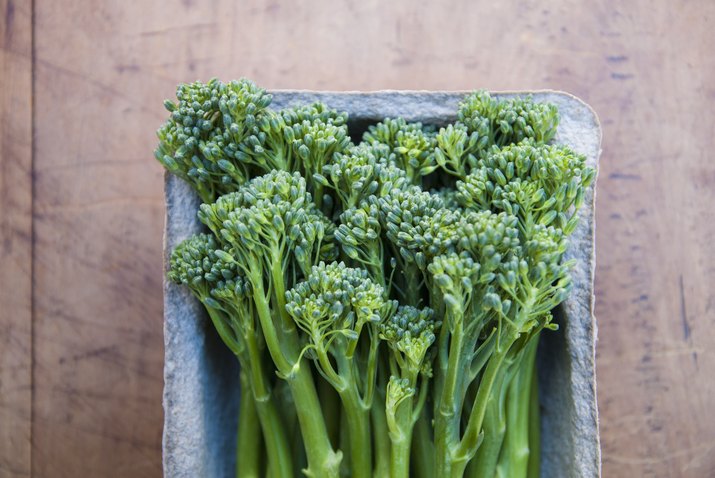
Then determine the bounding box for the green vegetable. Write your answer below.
[158,80,595,477]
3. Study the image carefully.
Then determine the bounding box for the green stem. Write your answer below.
[367,245,384,289]
[248,266,292,372]
[269,254,297,334]
[390,433,412,478]
[362,334,380,408]
[496,337,539,478]
[388,369,419,478]
[237,320,292,478]
[253,396,292,478]
[249,267,341,478]
[451,337,514,478]
[404,262,422,306]
[435,319,465,477]
[468,365,508,478]
[335,353,372,478]
[314,183,324,211]
[527,352,541,478]
[339,406,350,477]
[236,370,261,478]
[371,379,390,477]
[412,411,435,478]
[318,376,341,448]
[203,303,240,355]
[342,388,371,478]
[204,295,291,477]
[285,364,343,478]
[433,313,449,420]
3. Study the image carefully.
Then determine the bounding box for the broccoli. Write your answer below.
[435,90,561,180]
[380,305,440,477]
[159,79,596,478]
[363,118,438,185]
[286,261,396,478]
[156,78,272,203]
[168,234,293,477]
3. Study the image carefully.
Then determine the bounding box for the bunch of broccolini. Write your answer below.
[158,78,595,478]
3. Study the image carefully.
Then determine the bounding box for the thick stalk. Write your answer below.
[451,338,514,478]
[468,365,508,478]
[340,407,350,478]
[335,353,372,478]
[496,337,539,478]
[236,370,261,478]
[390,429,412,478]
[526,354,541,478]
[285,365,343,478]
[404,262,422,306]
[341,388,371,478]
[434,319,465,477]
[371,383,390,477]
[237,322,293,478]
[318,376,341,448]
[412,412,435,478]
[389,369,419,478]
[253,395,293,478]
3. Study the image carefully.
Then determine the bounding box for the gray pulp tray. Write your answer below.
[163,91,601,477]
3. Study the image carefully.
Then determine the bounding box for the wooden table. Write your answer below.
[2,1,713,476]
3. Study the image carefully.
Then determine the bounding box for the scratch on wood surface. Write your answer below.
[4,0,13,43]
[611,72,634,80]
[679,275,691,341]
[59,345,119,364]
[608,172,642,180]
[139,22,216,37]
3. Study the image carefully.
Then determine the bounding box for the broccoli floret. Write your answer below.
[199,170,338,275]
[236,103,350,208]
[336,202,384,283]
[317,143,382,210]
[458,90,560,149]
[363,118,437,185]
[156,78,272,202]
[286,261,392,361]
[434,122,483,179]
[457,140,595,236]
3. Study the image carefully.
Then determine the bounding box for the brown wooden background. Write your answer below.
[1,0,714,476]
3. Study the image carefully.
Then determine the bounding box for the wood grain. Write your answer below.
[0,0,32,476]
[16,0,715,476]
[30,1,165,475]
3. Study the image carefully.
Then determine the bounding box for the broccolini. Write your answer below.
[158,79,595,478]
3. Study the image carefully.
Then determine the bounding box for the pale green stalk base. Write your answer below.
[236,371,261,478]
[467,366,507,478]
[371,389,390,477]
[527,358,541,478]
[412,412,435,478]
[496,337,539,478]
